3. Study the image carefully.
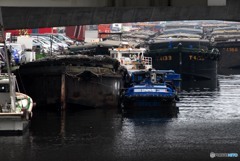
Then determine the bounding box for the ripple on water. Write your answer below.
[178,75,240,120]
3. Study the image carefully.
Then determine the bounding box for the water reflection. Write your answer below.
[115,106,179,158]
[181,78,219,92]
[0,132,33,161]
[122,106,179,119]
[1,75,240,161]
[178,75,240,120]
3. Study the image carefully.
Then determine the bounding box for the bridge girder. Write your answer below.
[1,0,239,29]
[0,0,224,7]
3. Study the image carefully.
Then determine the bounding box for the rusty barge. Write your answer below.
[16,55,123,109]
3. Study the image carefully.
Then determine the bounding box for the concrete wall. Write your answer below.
[0,0,223,7]
[208,0,226,6]
[0,0,109,7]
[171,0,207,6]
[1,0,239,30]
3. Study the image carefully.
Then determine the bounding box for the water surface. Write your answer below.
[1,75,240,161]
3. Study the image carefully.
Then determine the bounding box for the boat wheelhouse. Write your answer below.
[0,74,33,134]
[109,46,152,71]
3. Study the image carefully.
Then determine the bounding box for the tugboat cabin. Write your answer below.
[109,45,152,70]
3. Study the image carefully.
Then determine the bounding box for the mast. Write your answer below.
[0,7,15,111]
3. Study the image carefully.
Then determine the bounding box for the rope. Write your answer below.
[64,68,116,79]
[17,70,26,94]
[148,47,210,54]
[16,78,20,92]
[65,71,101,78]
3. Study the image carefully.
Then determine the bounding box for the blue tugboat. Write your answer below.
[121,69,181,109]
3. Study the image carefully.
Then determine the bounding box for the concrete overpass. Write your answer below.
[1,0,240,29]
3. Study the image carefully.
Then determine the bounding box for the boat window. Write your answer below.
[131,74,146,83]
[121,53,131,58]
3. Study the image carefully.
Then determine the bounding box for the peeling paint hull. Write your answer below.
[17,55,123,108]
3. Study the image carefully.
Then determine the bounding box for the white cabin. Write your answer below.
[109,47,152,70]
[0,74,16,112]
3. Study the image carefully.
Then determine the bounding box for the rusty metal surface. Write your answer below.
[17,55,123,108]
[66,76,122,107]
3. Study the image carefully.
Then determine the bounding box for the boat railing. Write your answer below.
[144,56,152,65]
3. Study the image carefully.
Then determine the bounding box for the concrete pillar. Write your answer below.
[208,0,226,6]
[150,0,170,6]
[171,0,207,6]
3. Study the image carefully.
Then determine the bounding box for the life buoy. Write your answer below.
[210,48,220,60]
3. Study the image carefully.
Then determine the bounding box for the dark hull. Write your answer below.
[122,106,179,118]
[148,51,217,81]
[66,73,122,108]
[17,55,123,108]
[181,78,219,91]
[215,42,240,75]
[122,96,176,109]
